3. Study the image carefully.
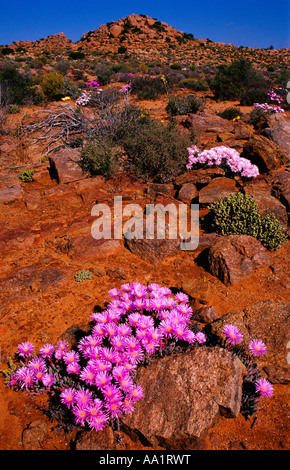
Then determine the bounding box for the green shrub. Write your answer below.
[166,94,203,116]
[249,107,268,129]
[258,213,288,250]
[209,192,287,251]
[210,58,270,102]
[82,102,194,182]
[179,78,208,91]
[121,119,192,183]
[95,64,114,86]
[217,107,242,120]
[7,103,20,114]
[19,168,35,182]
[130,76,167,100]
[118,46,127,54]
[41,71,64,100]
[0,66,39,105]
[68,51,85,60]
[80,137,120,177]
[74,270,93,282]
[209,193,261,238]
[1,47,14,56]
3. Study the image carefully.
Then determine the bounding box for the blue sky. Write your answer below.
[1,0,289,49]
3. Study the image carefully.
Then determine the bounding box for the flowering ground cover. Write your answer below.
[6,282,272,433]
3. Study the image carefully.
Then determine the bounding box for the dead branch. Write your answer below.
[19,105,91,156]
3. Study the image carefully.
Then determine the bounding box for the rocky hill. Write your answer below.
[9,32,74,53]
[5,13,289,68]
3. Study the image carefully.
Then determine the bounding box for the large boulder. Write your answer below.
[243,135,288,173]
[109,25,123,38]
[174,167,225,186]
[270,169,290,211]
[198,177,237,205]
[49,148,86,184]
[262,120,290,157]
[253,193,288,230]
[122,347,245,449]
[0,184,23,203]
[188,111,234,135]
[208,235,268,285]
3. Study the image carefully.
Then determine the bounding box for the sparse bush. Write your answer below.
[95,63,114,86]
[249,107,268,129]
[1,47,14,56]
[118,46,127,54]
[7,103,20,114]
[258,213,288,251]
[179,78,208,91]
[166,94,203,116]
[19,168,34,182]
[68,51,85,60]
[41,71,64,100]
[0,66,39,105]
[121,119,192,183]
[210,58,270,102]
[217,107,242,120]
[80,137,120,177]
[81,102,194,182]
[130,76,167,100]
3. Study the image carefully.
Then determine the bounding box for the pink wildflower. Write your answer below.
[60,387,76,408]
[74,387,93,407]
[17,341,34,358]
[17,367,35,389]
[249,339,267,356]
[39,343,54,358]
[122,397,135,415]
[129,385,144,402]
[63,350,80,365]
[28,357,46,372]
[223,324,243,345]
[42,373,55,387]
[255,378,274,398]
[195,332,206,344]
[66,362,81,375]
[95,371,111,388]
[79,365,95,385]
[88,412,109,431]
[73,406,87,426]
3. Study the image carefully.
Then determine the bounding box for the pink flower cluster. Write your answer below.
[76,82,103,106]
[86,81,100,88]
[119,83,131,94]
[186,145,259,178]
[222,324,273,398]
[76,90,91,106]
[267,90,283,104]
[253,89,285,114]
[253,102,285,114]
[8,283,206,431]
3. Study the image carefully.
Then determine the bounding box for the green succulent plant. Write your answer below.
[209,192,287,251]
[74,270,93,282]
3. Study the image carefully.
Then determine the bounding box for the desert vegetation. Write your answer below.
[0,14,289,451]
